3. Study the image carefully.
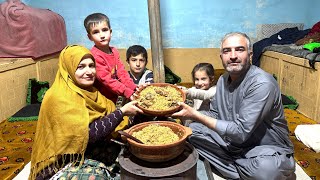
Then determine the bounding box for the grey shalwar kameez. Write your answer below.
[189,65,295,180]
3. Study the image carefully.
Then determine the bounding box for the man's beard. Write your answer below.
[226,63,244,72]
[224,61,250,75]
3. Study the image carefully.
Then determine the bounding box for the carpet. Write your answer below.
[285,109,320,180]
[0,120,37,180]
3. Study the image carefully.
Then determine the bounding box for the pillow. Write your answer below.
[165,65,181,84]
[282,94,299,110]
[8,104,41,122]
[26,78,49,105]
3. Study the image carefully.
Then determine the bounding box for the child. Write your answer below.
[126,45,154,85]
[84,13,136,103]
[187,62,216,110]
[183,63,216,126]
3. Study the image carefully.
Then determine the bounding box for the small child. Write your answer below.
[183,63,216,126]
[126,45,154,85]
[84,13,136,103]
[187,62,216,111]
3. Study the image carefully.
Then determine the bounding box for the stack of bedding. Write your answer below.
[0,0,67,59]
[263,44,320,66]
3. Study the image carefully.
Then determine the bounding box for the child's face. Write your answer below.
[75,58,96,89]
[194,70,212,90]
[87,21,112,49]
[128,54,147,75]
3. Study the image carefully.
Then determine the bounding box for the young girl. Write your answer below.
[187,62,216,110]
[183,63,216,126]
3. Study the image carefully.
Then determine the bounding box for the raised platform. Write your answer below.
[260,51,320,123]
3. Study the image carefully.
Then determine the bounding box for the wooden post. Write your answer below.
[147,0,165,83]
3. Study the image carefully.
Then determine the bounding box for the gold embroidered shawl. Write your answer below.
[29,45,116,179]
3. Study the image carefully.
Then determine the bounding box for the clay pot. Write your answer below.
[124,121,192,162]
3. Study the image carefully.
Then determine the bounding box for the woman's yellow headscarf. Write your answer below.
[30,45,118,179]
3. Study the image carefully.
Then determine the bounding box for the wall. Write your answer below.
[0,54,59,121]
[0,58,36,121]
[1,0,318,74]
[3,0,318,49]
[6,0,317,81]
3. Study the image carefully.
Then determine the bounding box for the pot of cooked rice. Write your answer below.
[134,83,186,116]
[123,121,192,162]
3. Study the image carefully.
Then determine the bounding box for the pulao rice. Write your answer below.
[132,124,179,145]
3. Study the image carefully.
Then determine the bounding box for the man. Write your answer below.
[172,32,295,179]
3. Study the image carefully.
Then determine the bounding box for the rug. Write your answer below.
[0,120,37,180]
[285,109,320,180]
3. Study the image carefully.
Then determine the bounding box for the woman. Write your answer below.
[29,45,142,179]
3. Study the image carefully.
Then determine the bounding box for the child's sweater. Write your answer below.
[91,46,136,103]
[186,86,216,110]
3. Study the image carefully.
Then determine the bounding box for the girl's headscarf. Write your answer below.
[30,45,116,179]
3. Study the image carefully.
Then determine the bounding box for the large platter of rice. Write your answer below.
[135,83,185,116]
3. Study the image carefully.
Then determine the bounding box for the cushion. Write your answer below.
[295,124,320,153]
[7,104,41,122]
[165,65,181,84]
[282,94,299,110]
[26,78,49,105]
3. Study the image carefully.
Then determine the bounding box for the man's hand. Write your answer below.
[171,102,195,119]
[171,102,217,129]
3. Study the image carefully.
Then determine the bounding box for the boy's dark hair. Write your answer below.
[191,63,215,82]
[126,45,148,63]
[84,13,111,34]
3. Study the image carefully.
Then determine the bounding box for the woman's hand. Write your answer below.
[120,100,143,116]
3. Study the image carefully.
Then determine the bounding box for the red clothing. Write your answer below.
[91,46,136,103]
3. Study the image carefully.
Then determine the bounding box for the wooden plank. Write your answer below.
[147,0,165,82]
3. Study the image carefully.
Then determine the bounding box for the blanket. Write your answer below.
[0,0,67,59]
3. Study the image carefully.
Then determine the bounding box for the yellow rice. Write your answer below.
[132,124,179,145]
[136,85,183,110]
